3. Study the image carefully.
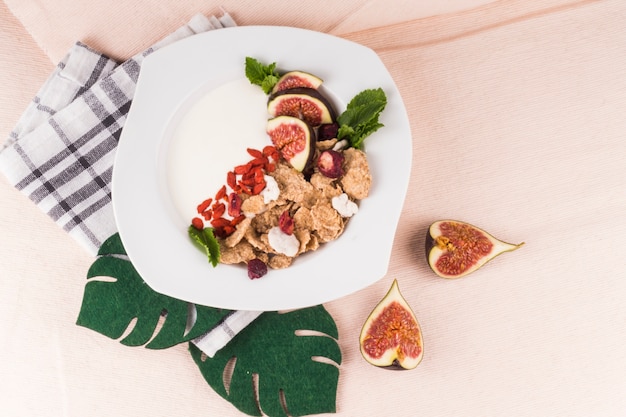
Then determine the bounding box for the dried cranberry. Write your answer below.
[228,192,242,217]
[317,149,345,178]
[247,258,268,279]
[318,122,339,141]
[279,210,295,235]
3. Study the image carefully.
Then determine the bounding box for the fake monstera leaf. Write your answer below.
[77,233,342,416]
[190,306,341,417]
[76,233,231,348]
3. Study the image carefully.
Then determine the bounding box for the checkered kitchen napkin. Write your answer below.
[0,12,261,357]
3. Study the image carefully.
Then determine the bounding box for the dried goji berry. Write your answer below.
[263,145,277,158]
[238,182,252,195]
[197,198,212,214]
[230,214,246,226]
[211,217,231,228]
[212,227,227,239]
[247,148,264,158]
[252,183,266,195]
[223,225,235,236]
[234,163,251,175]
[191,217,204,230]
[250,157,267,167]
[241,169,255,182]
[214,224,235,238]
[212,202,226,219]
[202,209,213,221]
[254,168,264,183]
[215,185,227,201]
[227,171,237,189]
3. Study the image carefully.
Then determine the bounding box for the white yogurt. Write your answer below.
[166,78,269,223]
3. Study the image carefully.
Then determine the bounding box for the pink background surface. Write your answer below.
[2,0,626,416]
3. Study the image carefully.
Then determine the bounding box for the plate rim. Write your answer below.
[112,25,412,311]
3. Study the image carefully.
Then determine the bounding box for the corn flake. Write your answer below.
[218,142,371,270]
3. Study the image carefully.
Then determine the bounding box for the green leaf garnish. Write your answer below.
[337,88,387,149]
[188,226,220,267]
[245,57,279,94]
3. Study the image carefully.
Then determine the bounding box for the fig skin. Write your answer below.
[425,220,524,279]
[271,70,323,94]
[359,279,424,370]
[267,87,337,126]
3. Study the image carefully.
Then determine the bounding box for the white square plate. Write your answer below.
[112,26,412,311]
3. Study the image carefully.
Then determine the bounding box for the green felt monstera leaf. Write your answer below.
[190,306,341,417]
[77,233,342,416]
[76,233,231,348]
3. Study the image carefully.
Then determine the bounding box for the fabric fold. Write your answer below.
[0,13,236,253]
[0,12,256,357]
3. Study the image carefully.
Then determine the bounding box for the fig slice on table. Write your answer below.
[266,115,315,172]
[425,220,524,279]
[359,279,424,370]
[267,87,336,127]
[271,70,323,94]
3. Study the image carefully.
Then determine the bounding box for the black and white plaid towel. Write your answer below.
[0,12,261,357]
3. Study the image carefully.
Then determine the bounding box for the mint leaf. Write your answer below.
[188,226,220,267]
[245,57,279,94]
[337,124,354,140]
[337,88,387,149]
[338,100,385,127]
[261,75,279,94]
[341,88,386,120]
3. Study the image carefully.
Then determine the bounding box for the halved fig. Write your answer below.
[267,87,336,127]
[360,279,424,370]
[426,220,524,279]
[271,70,323,94]
[266,115,315,172]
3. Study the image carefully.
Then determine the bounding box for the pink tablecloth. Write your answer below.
[2,0,626,416]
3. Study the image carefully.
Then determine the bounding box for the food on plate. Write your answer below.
[359,279,423,370]
[266,115,315,172]
[188,57,387,278]
[316,149,344,179]
[425,220,524,279]
[247,258,268,279]
[267,87,336,126]
[271,70,323,93]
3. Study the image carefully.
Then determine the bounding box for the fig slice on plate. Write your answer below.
[271,70,323,94]
[266,115,315,172]
[359,279,424,370]
[426,220,524,279]
[267,87,336,127]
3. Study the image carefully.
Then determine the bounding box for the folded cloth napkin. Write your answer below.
[0,12,260,357]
